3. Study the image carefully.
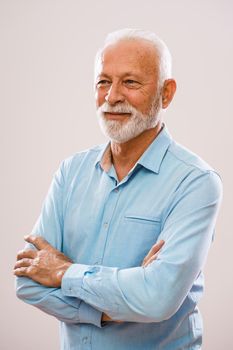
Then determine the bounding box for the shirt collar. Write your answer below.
[137,124,172,174]
[95,142,112,171]
[95,124,173,174]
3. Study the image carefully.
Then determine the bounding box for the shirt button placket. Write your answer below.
[97,185,121,265]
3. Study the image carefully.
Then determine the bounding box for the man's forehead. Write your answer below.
[98,39,158,76]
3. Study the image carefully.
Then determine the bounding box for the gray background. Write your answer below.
[1,0,232,349]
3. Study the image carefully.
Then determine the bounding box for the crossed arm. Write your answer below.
[14,162,222,325]
[14,161,166,326]
[14,235,164,322]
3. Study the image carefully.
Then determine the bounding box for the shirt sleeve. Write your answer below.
[61,170,223,323]
[15,160,103,328]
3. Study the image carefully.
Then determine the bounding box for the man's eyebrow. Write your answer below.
[97,72,142,80]
[96,73,111,79]
[123,72,142,79]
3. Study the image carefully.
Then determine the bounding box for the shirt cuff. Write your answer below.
[62,263,104,328]
[78,301,103,328]
[62,264,100,297]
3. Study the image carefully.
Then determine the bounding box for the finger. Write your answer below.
[143,253,158,267]
[17,249,37,260]
[142,240,165,265]
[14,267,30,277]
[143,240,163,262]
[151,240,165,255]
[14,258,33,269]
[24,235,50,250]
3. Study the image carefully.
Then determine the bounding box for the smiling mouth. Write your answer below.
[104,112,131,120]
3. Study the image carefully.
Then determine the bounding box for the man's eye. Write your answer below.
[124,80,140,87]
[97,80,111,87]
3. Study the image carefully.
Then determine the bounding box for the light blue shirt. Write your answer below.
[16,125,222,350]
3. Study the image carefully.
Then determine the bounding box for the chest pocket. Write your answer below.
[123,214,162,262]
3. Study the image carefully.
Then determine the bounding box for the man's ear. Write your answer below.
[161,79,177,109]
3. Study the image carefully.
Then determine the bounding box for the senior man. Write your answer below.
[14,28,222,349]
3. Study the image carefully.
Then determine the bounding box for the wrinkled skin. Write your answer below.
[14,235,72,287]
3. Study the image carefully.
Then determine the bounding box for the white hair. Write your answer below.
[95,28,172,88]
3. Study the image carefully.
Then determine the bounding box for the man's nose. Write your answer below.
[105,83,125,105]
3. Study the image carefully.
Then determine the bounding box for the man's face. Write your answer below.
[95,39,162,143]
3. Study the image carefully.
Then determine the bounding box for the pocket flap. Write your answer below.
[124,214,161,224]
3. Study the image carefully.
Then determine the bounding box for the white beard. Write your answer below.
[96,93,162,143]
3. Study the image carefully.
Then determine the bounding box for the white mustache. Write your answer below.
[98,102,137,114]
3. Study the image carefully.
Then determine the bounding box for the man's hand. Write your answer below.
[14,235,72,288]
[101,239,165,322]
[142,239,165,267]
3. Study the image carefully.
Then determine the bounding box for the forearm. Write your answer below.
[61,263,185,323]
[16,276,103,327]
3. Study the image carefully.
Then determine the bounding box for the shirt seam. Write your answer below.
[167,146,214,175]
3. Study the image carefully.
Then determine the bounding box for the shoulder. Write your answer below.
[168,140,214,173]
[167,140,222,199]
[58,143,107,179]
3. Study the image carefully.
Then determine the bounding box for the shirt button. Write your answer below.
[104,222,108,228]
[82,337,88,344]
[114,188,119,192]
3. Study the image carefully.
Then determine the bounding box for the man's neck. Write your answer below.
[110,121,163,181]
